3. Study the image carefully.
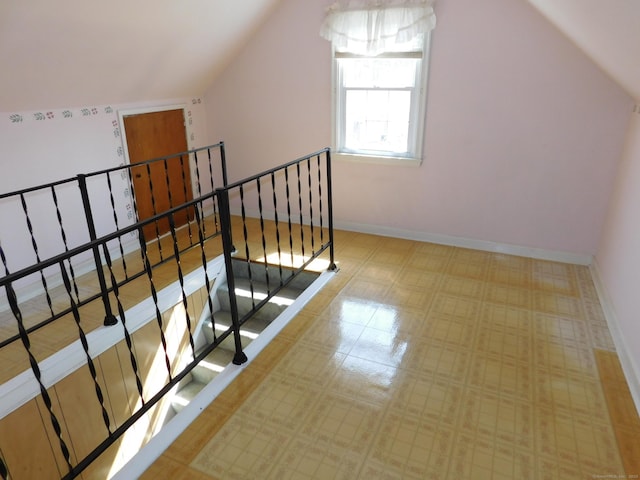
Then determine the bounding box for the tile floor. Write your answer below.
[141,230,640,479]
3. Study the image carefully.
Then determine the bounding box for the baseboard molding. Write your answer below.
[111,269,337,480]
[334,220,594,265]
[228,210,593,266]
[589,260,640,413]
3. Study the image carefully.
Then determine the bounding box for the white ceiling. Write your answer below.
[0,0,282,111]
[0,0,638,112]
[527,0,640,101]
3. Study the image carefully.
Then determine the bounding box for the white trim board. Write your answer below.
[111,269,336,480]
[334,220,594,266]
[589,260,640,414]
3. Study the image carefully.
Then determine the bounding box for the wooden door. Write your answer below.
[123,109,192,239]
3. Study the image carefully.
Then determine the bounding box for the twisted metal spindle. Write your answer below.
[20,193,55,317]
[178,154,195,246]
[317,155,325,248]
[168,213,196,357]
[105,171,129,280]
[0,246,73,473]
[59,262,112,435]
[239,185,256,309]
[284,167,295,269]
[256,178,270,296]
[307,158,315,255]
[296,163,305,259]
[271,172,284,285]
[137,228,173,378]
[145,162,164,261]
[102,245,145,404]
[51,184,81,304]
[193,205,218,344]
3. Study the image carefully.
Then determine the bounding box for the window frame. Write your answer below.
[331,34,432,167]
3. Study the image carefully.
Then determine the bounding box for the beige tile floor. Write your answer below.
[140,229,640,480]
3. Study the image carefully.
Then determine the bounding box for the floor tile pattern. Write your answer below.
[143,230,640,479]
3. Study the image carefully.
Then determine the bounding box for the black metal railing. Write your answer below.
[0,145,335,480]
[217,147,335,337]
[0,143,227,349]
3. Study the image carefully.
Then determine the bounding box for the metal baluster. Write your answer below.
[296,163,305,259]
[59,261,112,434]
[317,155,325,249]
[239,185,255,309]
[168,213,196,356]
[51,184,80,304]
[178,154,194,247]
[256,178,270,296]
[105,171,128,280]
[307,158,315,255]
[271,172,284,286]
[137,227,173,378]
[206,147,220,234]
[193,205,218,344]
[0,247,73,473]
[284,167,295,269]
[77,175,118,326]
[19,192,55,317]
[326,149,336,270]
[145,162,164,261]
[193,150,206,240]
[216,188,247,365]
[102,244,145,404]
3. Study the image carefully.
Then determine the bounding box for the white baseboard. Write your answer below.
[228,210,593,265]
[589,260,640,413]
[334,220,594,265]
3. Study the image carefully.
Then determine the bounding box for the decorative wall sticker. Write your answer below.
[104,106,113,114]
[33,112,46,120]
[81,108,91,116]
[9,114,23,123]
[91,108,98,115]
[116,146,124,157]
[46,112,54,119]
[62,110,73,118]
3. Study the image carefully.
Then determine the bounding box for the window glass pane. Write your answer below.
[341,58,417,88]
[345,89,411,153]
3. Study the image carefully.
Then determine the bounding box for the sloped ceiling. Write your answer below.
[1,0,638,112]
[527,0,640,101]
[0,0,282,112]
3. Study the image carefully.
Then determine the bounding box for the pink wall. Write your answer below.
[596,109,640,399]
[203,0,632,256]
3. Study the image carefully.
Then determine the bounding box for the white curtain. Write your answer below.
[320,0,436,55]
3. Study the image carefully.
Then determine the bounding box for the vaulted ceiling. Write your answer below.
[0,0,638,113]
[0,0,282,111]
[527,0,640,101]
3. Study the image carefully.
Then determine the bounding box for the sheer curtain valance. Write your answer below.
[320,0,436,55]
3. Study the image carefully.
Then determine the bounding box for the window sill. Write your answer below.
[334,152,423,167]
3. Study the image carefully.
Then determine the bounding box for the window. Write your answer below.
[333,39,430,164]
[320,0,436,166]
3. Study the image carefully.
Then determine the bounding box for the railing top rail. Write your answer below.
[0,143,225,200]
[220,147,330,191]
[0,176,79,200]
[83,142,225,179]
